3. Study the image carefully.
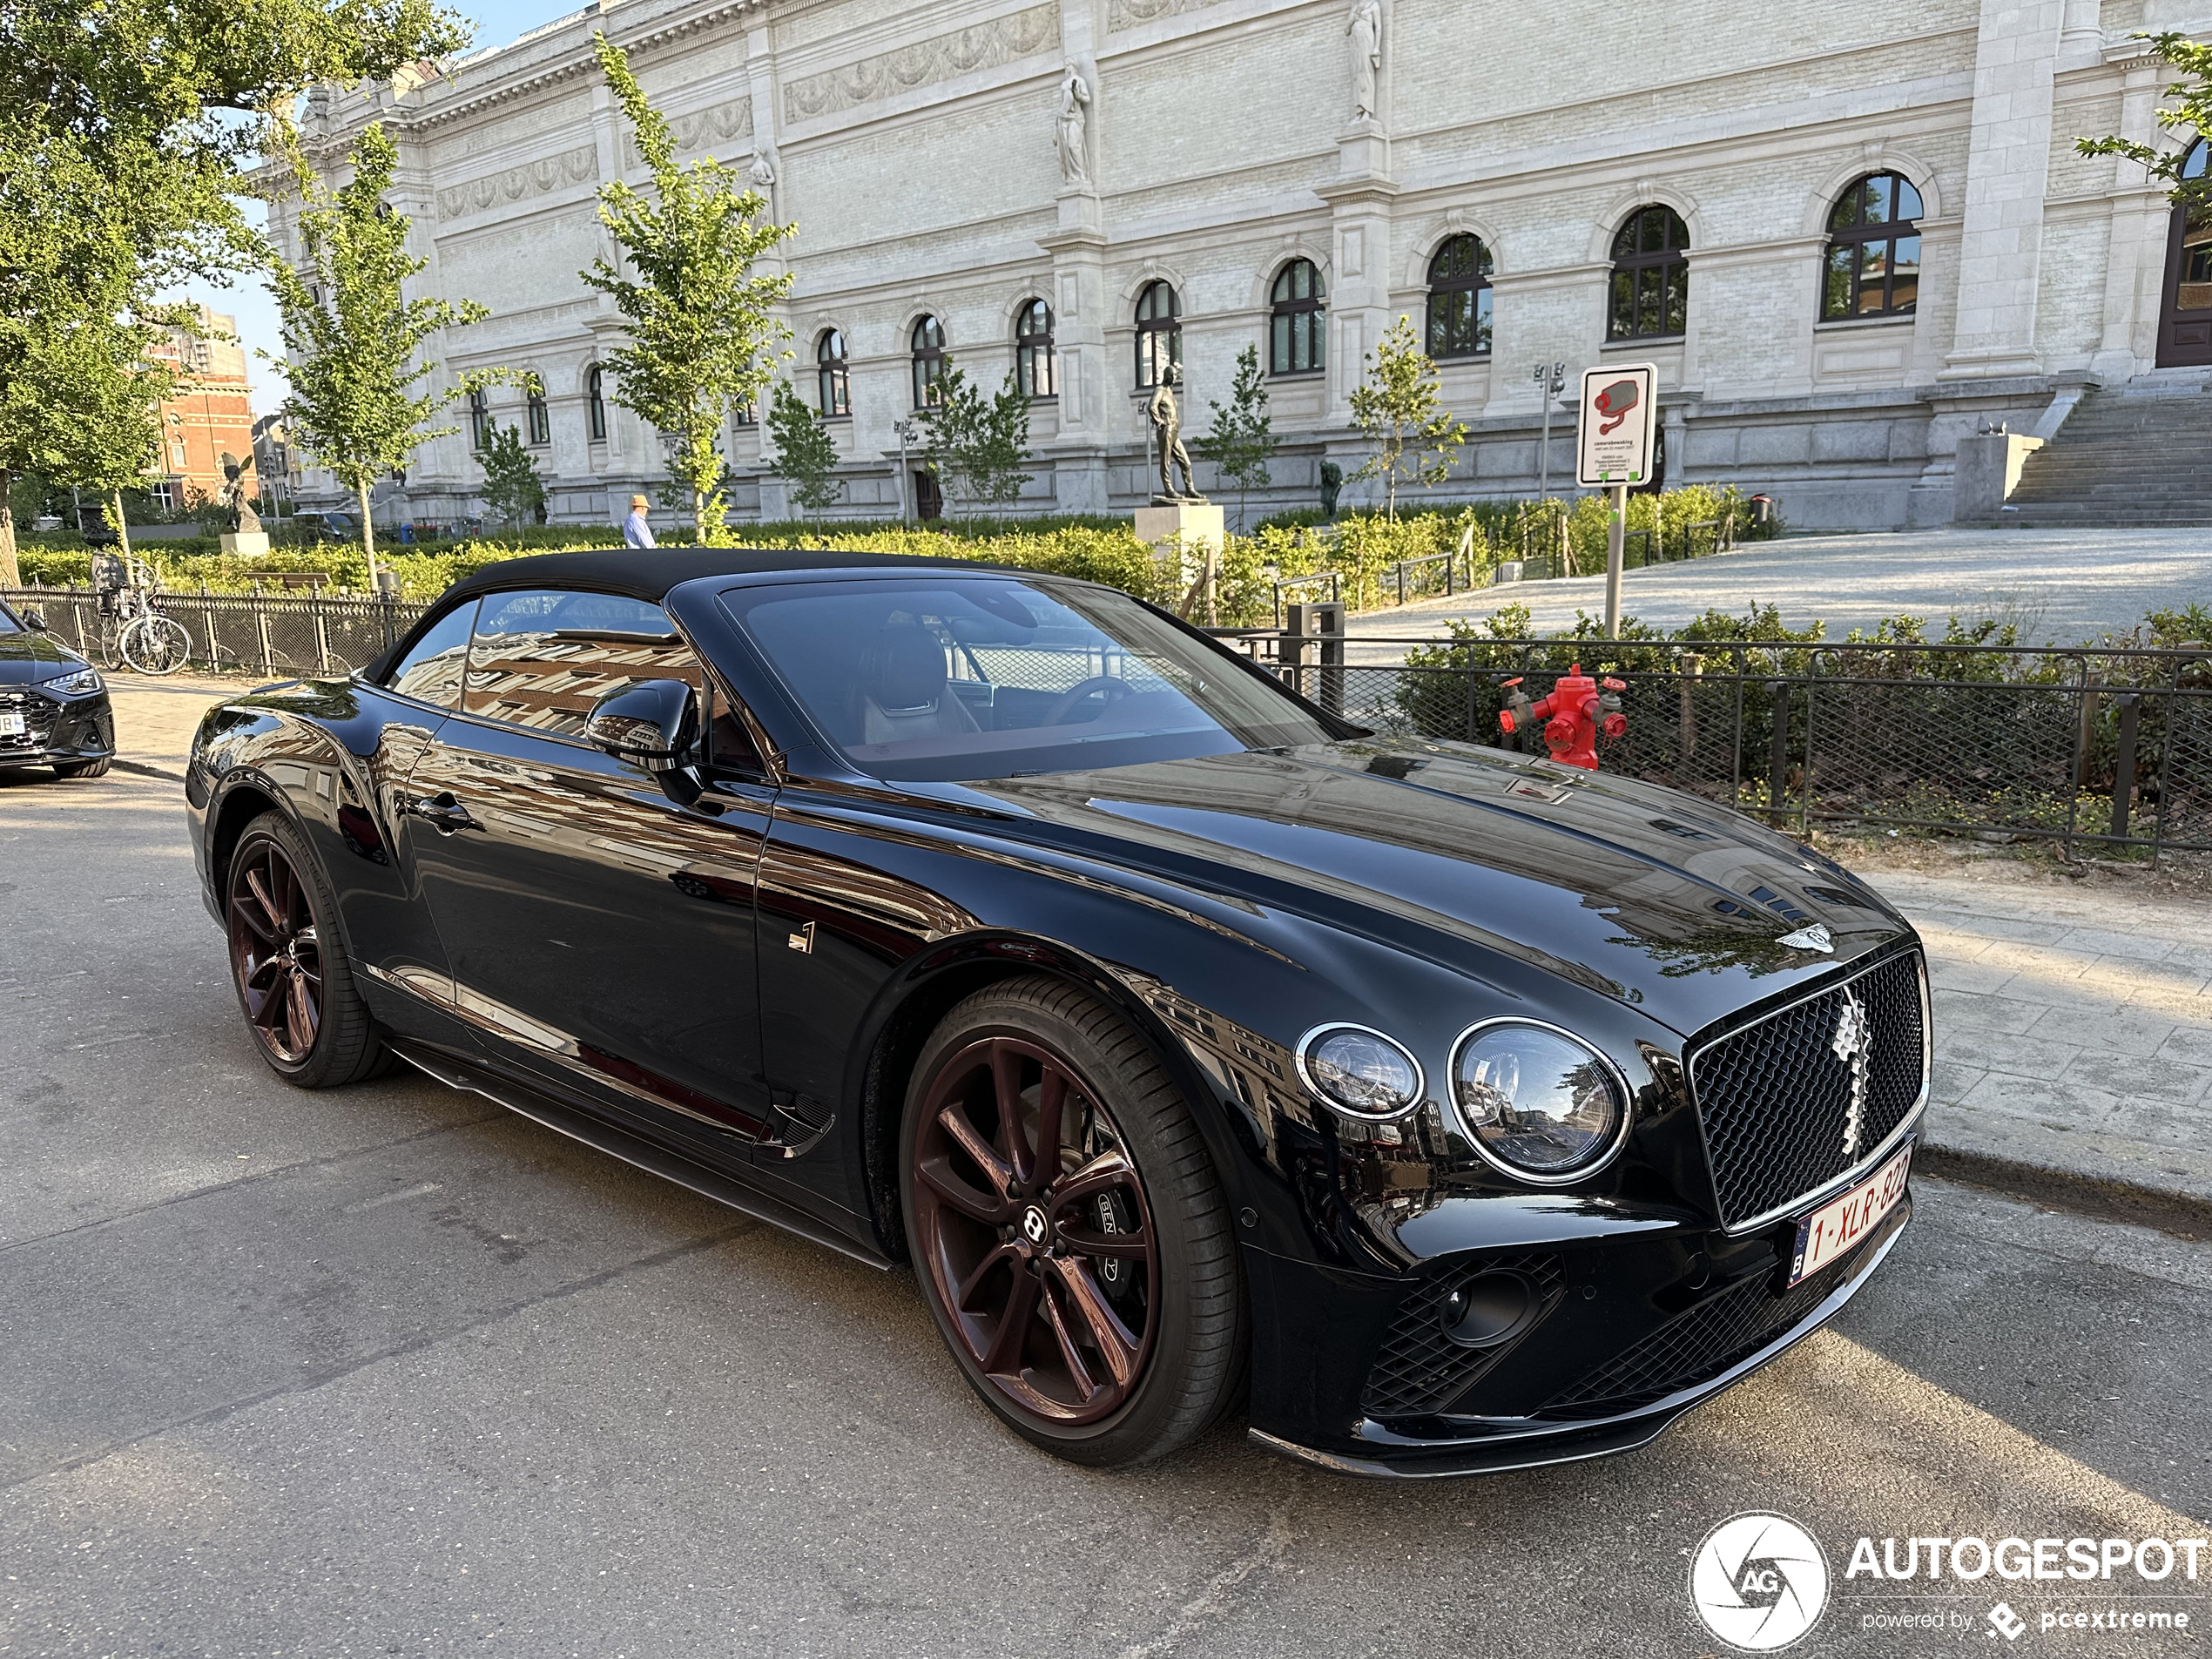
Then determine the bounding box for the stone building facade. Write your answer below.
[275,0,2212,533]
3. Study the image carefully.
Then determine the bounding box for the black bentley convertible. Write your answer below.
[185,550,1926,1475]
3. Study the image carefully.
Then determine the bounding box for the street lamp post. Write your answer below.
[893,418,919,523]
[1530,361,1566,502]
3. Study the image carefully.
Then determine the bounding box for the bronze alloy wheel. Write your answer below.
[228,833,326,1067]
[911,1035,1161,1427]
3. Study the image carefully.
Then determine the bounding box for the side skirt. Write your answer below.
[386,1037,893,1273]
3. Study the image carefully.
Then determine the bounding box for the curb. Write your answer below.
[112,759,187,785]
[1917,1140,2212,1241]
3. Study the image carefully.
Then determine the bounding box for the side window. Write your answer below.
[463,588,704,738]
[385,599,479,708]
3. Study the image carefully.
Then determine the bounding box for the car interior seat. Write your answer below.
[855,622,980,745]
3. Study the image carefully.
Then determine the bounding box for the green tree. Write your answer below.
[1348,314,1467,518]
[475,419,547,529]
[267,122,501,586]
[765,380,842,515]
[0,116,172,583]
[1193,344,1276,530]
[917,356,1034,514]
[583,31,796,543]
[2076,34,2212,209]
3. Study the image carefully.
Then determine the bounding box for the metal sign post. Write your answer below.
[1575,363,1659,638]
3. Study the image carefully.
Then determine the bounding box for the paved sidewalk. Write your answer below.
[1343,526,2210,663]
[1857,864,2212,1213]
[100,671,252,780]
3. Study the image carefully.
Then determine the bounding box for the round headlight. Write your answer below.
[1298,1024,1424,1119]
[1452,1022,1627,1180]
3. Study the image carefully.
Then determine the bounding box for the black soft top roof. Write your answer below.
[437,546,1009,607]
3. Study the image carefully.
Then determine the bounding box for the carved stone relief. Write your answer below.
[624,96,754,166]
[436,145,599,221]
[1106,0,1215,30]
[782,3,1058,123]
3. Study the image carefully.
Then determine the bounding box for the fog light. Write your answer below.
[1439,1271,1539,1348]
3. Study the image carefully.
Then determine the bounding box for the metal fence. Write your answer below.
[1213,627,2212,859]
[10,582,2204,857]
[3,587,428,679]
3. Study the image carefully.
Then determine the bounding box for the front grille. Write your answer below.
[1361,1253,1563,1420]
[1539,1238,1872,1418]
[0,689,57,751]
[1690,950,1926,1230]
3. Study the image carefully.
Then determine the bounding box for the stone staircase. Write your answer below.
[2001,370,2212,528]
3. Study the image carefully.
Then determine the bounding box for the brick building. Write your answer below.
[150,306,257,512]
[274,0,2212,531]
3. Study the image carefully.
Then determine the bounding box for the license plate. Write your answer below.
[0,712,23,738]
[1788,1142,1912,1287]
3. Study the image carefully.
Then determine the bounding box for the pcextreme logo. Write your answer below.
[1689,1512,1831,1651]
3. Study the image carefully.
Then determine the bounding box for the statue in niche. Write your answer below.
[1346,0,1382,123]
[1055,65,1093,189]
[219,452,261,535]
[1146,368,1204,504]
[748,145,778,218]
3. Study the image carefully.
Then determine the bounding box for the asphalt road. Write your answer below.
[4,770,2209,1658]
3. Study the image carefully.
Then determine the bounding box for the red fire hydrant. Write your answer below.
[1498,664,1628,771]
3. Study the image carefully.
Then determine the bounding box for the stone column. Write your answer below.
[1039,223,1110,512]
[1939,0,2067,381]
[2092,38,2176,380]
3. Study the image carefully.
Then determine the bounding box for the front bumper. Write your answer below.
[0,685,113,770]
[1245,1185,1912,1479]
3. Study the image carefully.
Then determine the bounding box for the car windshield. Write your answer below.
[721,576,1334,782]
[0,604,22,635]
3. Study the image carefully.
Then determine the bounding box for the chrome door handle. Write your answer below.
[404,792,482,833]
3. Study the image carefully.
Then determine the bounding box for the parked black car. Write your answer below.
[0,599,114,779]
[185,550,1926,1475]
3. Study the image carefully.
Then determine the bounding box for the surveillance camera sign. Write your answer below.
[1576,362,1658,487]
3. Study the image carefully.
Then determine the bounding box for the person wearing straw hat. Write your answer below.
[623,494,657,549]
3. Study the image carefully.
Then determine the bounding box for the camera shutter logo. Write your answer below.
[1831,988,1871,1160]
[1689,1513,1830,1651]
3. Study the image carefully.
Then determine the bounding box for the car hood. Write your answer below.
[946,738,1914,1040]
[0,631,86,683]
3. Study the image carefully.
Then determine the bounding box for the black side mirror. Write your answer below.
[583,678,698,772]
[18,607,45,631]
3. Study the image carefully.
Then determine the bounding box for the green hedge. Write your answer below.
[10,488,1764,625]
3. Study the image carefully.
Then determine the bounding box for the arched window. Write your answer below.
[1268,260,1326,376]
[1425,234,1494,359]
[910,315,945,408]
[1015,299,1055,398]
[1134,280,1181,389]
[1608,206,1690,341]
[469,388,490,450]
[585,367,607,442]
[817,328,850,417]
[525,381,550,446]
[1822,172,1924,320]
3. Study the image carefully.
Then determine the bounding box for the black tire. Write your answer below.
[226,811,388,1088]
[51,757,111,779]
[900,975,1245,1467]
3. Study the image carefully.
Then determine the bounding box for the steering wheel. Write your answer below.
[1046,675,1137,725]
